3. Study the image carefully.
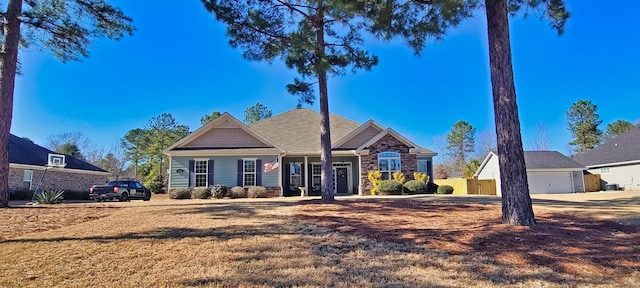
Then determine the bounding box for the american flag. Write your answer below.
[263,158,280,173]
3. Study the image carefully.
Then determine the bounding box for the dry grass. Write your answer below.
[1,195,639,287]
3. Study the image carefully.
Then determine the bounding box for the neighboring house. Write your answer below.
[9,134,110,192]
[573,128,640,191]
[475,151,586,196]
[164,108,437,196]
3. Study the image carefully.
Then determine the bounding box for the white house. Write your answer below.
[475,151,586,196]
[573,128,640,191]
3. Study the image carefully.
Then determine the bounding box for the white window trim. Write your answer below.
[23,170,33,190]
[194,160,208,187]
[417,159,428,173]
[243,159,257,187]
[289,162,303,188]
[311,162,322,189]
[378,152,401,178]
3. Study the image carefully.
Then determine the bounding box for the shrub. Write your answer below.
[437,185,454,194]
[168,189,191,199]
[191,187,211,199]
[426,182,438,194]
[392,171,406,184]
[148,181,165,194]
[10,189,34,200]
[211,184,228,199]
[413,172,429,182]
[229,186,247,199]
[377,180,403,195]
[247,186,267,198]
[34,189,65,204]
[403,180,427,194]
[64,190,90,201]
[367,170,382,195]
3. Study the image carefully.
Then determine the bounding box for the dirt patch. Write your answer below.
[0,205,113,240]
[296,198,640,280]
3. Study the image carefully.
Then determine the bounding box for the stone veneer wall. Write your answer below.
[9,167,109,192]
[360,134,417,194]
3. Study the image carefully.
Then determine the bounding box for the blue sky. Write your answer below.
[11,0,640,161]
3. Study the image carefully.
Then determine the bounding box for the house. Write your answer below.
[573,128,640,191]
[9,134,110,192]
[475,151,586,196]
[163,108,437,196]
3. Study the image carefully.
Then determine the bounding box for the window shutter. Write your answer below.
[256,159,262,186]
[208,160,214,187]
[300,164,305,186]
[188,160,195,189]
[237,160,243,186]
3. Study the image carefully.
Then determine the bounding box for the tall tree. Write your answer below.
[145,113,190,187]
[475,129,497,158]
[567,99,603,154]
[0,0,134,207]
[533,121,549,151]
[445,120,476,176]
[46,131,96,159]
[605,119,634,139]
[200,111,222,125]
[244,103,272,124]
[58,143,83,159]
[202,0,379,202]
[370,0,569,225]
[121,128,149,177]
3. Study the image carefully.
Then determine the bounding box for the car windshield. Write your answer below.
[108,181,128,187]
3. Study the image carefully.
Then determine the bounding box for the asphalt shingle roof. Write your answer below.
[9,134,107,172]
[249,108,361,152]
[524,151,585,169]
[572,128,640,166]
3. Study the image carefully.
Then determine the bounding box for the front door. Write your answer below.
[335,167,348,194]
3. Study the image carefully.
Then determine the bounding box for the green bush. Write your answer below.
[377,180,403,195]
[64,190,90,200]
[437,185,454,194]
[168,189,191,199]
[212,184,228,199]
[10,189,34,200]
[403,180,427,194]
[34,189,65,204]
[229,186,247,199]
[426,182,438,194]
[191,187,211,199]
[148,181,165,194]
[247,186,268,198]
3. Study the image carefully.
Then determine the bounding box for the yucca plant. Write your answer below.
[34,189,65,204]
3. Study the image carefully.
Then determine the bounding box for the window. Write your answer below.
[195,160,208,187]
[290,162,302,187]
[311,163,321,191]
[243,159,256,186]
[600,167,610,174]
[417,160,428,173]
[378,152,401,180]
[22,170,33,190]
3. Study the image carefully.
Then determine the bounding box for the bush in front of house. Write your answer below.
[247,186,267,198]
[147,181,165,194]
[426,182,438,194]
[169,189,192,199]
[377,180,404,195]
[212,184,228,199]
[34,189,65,204]
[10,189,34,200]
[403,180,427,194]
[191,187,211,199]
[229,186,247,198]
[437,185,454,194]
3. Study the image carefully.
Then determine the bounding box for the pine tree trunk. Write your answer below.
[485,0,535,225]
[0,0,23,208]
[315,1,334,203]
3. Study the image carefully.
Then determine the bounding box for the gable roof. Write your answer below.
[9,134,107,173]
[475,150,585,176]
[572,127,640,167]
[164,112,282,152]
[332,120,384,149]
[249,108,361,153]
[357,128,437,156]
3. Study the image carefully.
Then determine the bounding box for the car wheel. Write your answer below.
[119,193,129,202]
[144,192,151,201]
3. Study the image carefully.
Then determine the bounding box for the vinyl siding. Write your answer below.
[184,127,269,148]
[282,156,360,194]
[170,156,279,189]
[476,154,502,196]
[587,163,640,191]
[338,126,383,149]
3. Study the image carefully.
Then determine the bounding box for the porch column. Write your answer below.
[278,155,283,197]
[304,156,308,196]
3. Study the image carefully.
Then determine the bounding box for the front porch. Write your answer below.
[280,156,361,197]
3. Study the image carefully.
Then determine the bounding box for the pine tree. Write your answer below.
[567,100,603,154]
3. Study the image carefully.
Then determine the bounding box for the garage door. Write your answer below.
[528,172,573,194]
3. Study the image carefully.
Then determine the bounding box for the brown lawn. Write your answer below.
[1,194,639,287]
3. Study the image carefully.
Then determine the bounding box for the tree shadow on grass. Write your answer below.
[296,198,639,286]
